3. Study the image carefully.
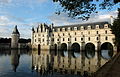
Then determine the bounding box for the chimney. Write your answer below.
[110,16,114,25]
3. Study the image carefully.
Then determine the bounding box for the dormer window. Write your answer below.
[81,26,84,30]
[74,27,77,30]
[87,26,91,29]
[68,27,71,31]
[96,25,99,29]
[62,28,65,31]
[104,24,108,28]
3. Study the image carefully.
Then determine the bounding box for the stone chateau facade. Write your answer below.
[31,21,116,51]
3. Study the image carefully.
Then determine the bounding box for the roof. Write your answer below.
[12,25,19,34]
[53,22,110,31]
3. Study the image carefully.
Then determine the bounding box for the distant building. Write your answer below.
[0,26,31,50]
[11,25,20,49]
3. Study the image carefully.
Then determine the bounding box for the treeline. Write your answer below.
[0,38,31,43]
[0,38,11,43]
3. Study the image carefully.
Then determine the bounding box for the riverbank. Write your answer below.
[94,52,120,77]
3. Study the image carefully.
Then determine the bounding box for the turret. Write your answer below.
[11,25,20,49]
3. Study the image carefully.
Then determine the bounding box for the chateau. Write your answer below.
[32,22,115,52]
[31,21,116,75]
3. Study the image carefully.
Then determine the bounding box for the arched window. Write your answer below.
[105,36,108,40]
[96,37,99,40]
[105,30,107,34]
[88,37,90,41]
[96,31,98,34]
[75,38,77,41]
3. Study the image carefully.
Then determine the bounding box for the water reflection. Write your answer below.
[0,49,116,77]
[11,50,20,72]
[0,50,39,77]
[101,50,113,59]
[32,49,116,76]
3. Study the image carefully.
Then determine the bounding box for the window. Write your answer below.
[52,38,54,41]
[96,25,99,29]
[35,39,36,42]
[81,38,83,41]
[74,27,77,30]
[104,24,108,28]
[43,39,44,42]
[96,37,99,40]
[88,37,90,41]
[38,38,41,42]
[68,33,70,36]
[63,33,64,36]
[63,38,64,41]
[57,39,59,41]
[60,28,62,31]
[96,31,98,34]
[68,38,70,41]
[105,36,108,40]
[75,38,77,41]
[65,28,67,31]
[105,30,107,34]
[75,32,76,35]
[68,27,71,31]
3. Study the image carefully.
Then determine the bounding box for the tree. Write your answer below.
[111,8,120,52]
[53,0,120,20]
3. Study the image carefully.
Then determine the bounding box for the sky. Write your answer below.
[0,0,119,39]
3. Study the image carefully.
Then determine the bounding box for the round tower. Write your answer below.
[11,25,20,49]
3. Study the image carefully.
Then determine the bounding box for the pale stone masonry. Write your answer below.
[32,22,115,51]
[11,25,20,49]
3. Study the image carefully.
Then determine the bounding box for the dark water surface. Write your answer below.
[0,50,39,77]
[0,49,116,77]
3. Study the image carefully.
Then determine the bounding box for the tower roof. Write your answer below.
[12,25,19,34]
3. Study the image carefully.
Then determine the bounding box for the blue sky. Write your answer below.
[0,0,119,38]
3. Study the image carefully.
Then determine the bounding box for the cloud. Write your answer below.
[48,10,118,26]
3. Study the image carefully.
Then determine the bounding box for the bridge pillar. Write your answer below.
[81,41,85,51]
[68,43,72,58]
[57,43,61,56]
[97,41,101,68]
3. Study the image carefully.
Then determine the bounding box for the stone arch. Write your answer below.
[71,43,80,58]
[60,43,68,57]
[38,44,41,55]
[85,43,95,59]
[100,42,113,59]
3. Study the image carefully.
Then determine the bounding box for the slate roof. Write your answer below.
[53,22,110,32]
[12,25,20,34]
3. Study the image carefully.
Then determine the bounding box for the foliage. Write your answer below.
[53,0,120,20]
[111,8,120,51]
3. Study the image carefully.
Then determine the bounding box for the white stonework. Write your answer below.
[32,22,115,51]
[11,26,20,49]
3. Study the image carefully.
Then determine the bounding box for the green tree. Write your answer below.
[111,8,120,52]
[53,0,120,20]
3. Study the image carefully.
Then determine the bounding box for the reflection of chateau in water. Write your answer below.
[32,50,116,75]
